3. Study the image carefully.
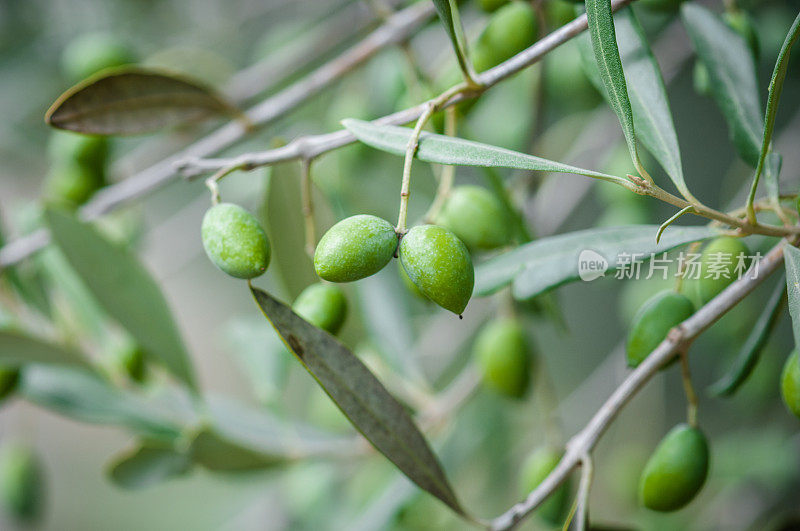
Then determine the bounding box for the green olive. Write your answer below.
[436,186,512,251]
[112,342,146,383]
[314,215,397,283]
[0,367,19,403]
[61,32,135,82]
[48,131,109,174]
[693,237,750,306]
[399,225,474,315]
[780,351,800,420]
[544,0,579,28]
[626,291,694,368]
[0,444,43,523]
[43,161,105,207]
[519,447,571,525]
[639,424,709,512]
[723,11,760,59]
[474,318,531,398]
[543,42,601,110]
[201,203,271,279]
[478,0,510,12]
[638,0,685,12]
[473,2,539,73]
[292,283,348,335]
[692,61,711,97]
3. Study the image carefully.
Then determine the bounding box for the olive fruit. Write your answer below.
[293,283,348,335]
[478,0,510,12]
[638,0,684,12]
[0,443,43,523]
[693,237,750,306]
[723,11,760,59]
[639,424,709,512]
[201,203,271,279]
[780,351,800,419]
[48,131,109,174]
[399,261,428,301]
[113,342,146,383]
[43,161,105,207]
[314,215,397,283]
[399,225,474,315]
[436,186,511,251]
[520,447,571,525]
[543,42,601,111]
[626,291,694,368]
[0,367,19,403]
[61,32,135,82]
[472,2,538,73]
[474,317,531,398]
[545,0,579,28]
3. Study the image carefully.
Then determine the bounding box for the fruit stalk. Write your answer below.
[300,159,316,258]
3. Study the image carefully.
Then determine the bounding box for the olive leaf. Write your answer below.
[44,208,197,391]
[584,0,640,171]
[579,8,690,198]
[682,4,762,167]
[0,330,88,368]
[45,68,241,135]
[475,225,718,299]
[342,119,627,185]
[107,441,193,489]
[19,365,185,440]
[431,0,474,82]
[250,286,468,517]
[783,245,800,350]
[189,428,286,472]
[709,276,786,397]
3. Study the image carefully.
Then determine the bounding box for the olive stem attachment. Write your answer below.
[679,349,699,428]
[423,106,458,223]
[300,158,316,258]
[396,101,436,234]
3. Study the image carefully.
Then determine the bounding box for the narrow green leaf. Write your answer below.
[682,4,762,167]
[579,9,690,197]
[475,225,718,298]
[584,0,640,170]
[107,441,192,489]
[189,428,284,472]
[709,276,786,397]
[343,119,626,184]
[19,365,185,440]
[249,286,467,517]
[432,0,473,81]
[45,68,240,135]
[783,245,800,350]
[44,208,196,390]
[0,331,87,368]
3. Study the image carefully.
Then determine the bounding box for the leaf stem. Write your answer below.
[656,206,695,244]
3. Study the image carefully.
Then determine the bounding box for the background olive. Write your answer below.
[472,1,538,73]
[474,317,531,398]
[780,351,800,419]
[638,0,684,12]
[61,32,135,82]
[0,443,44,523]
[519,447,571,525]
[48,131,109,174]
[626,291,695,367]
[692,237,750,306]
[543,41,601,110]
[201,203,271,279]
[477,0,510,12]
[399,225,474,315]
[111,342,146,383]
[42,161,105,207]
[639,424,709,512]
[293,283,348,335]
[313,215,397,283]
[0,367,19,403]
[436,185,511,251]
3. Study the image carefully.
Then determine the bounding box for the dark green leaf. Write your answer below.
[343,119,627,185]
[709,276,786,397]
[783,245,800,350]
[249,287,467,517]
[107,441,192,489]
[45,68,239,135]
[44,208,196,390]
[432,0,473,81]
[682,4,762,167]
[19,365,185,440]
[475,225,718,298]
[584,0,640,169]
[0,331,87,368]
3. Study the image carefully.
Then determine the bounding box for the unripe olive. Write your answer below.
[399,225,474,315]
[43,161,105,207]
[478,0,510,12]
[48,131,109,174]
[436,186,511,251]
[626,291,694,368]
[692,61,711,97]
[544,0,579,28]
[543,42,601,110]
[639,424,709,512]
[723,11,760,59]
[520,447,571,525]
[314,215,397,283]
[638,0,684,12]
[201,203,271,279]
[473,2,539,72]
[113,342,146,383]
[0,444,44,523]
[474,318,531,398]
[61,32,135,82]
[693,237,750,306]
[0,367,19,403]
[292,283,348,335]
[399,261,428,301]
[780,351,800,420]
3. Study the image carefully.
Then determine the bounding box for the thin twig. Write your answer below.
[575,454,593,531]
[488,239,791,531]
